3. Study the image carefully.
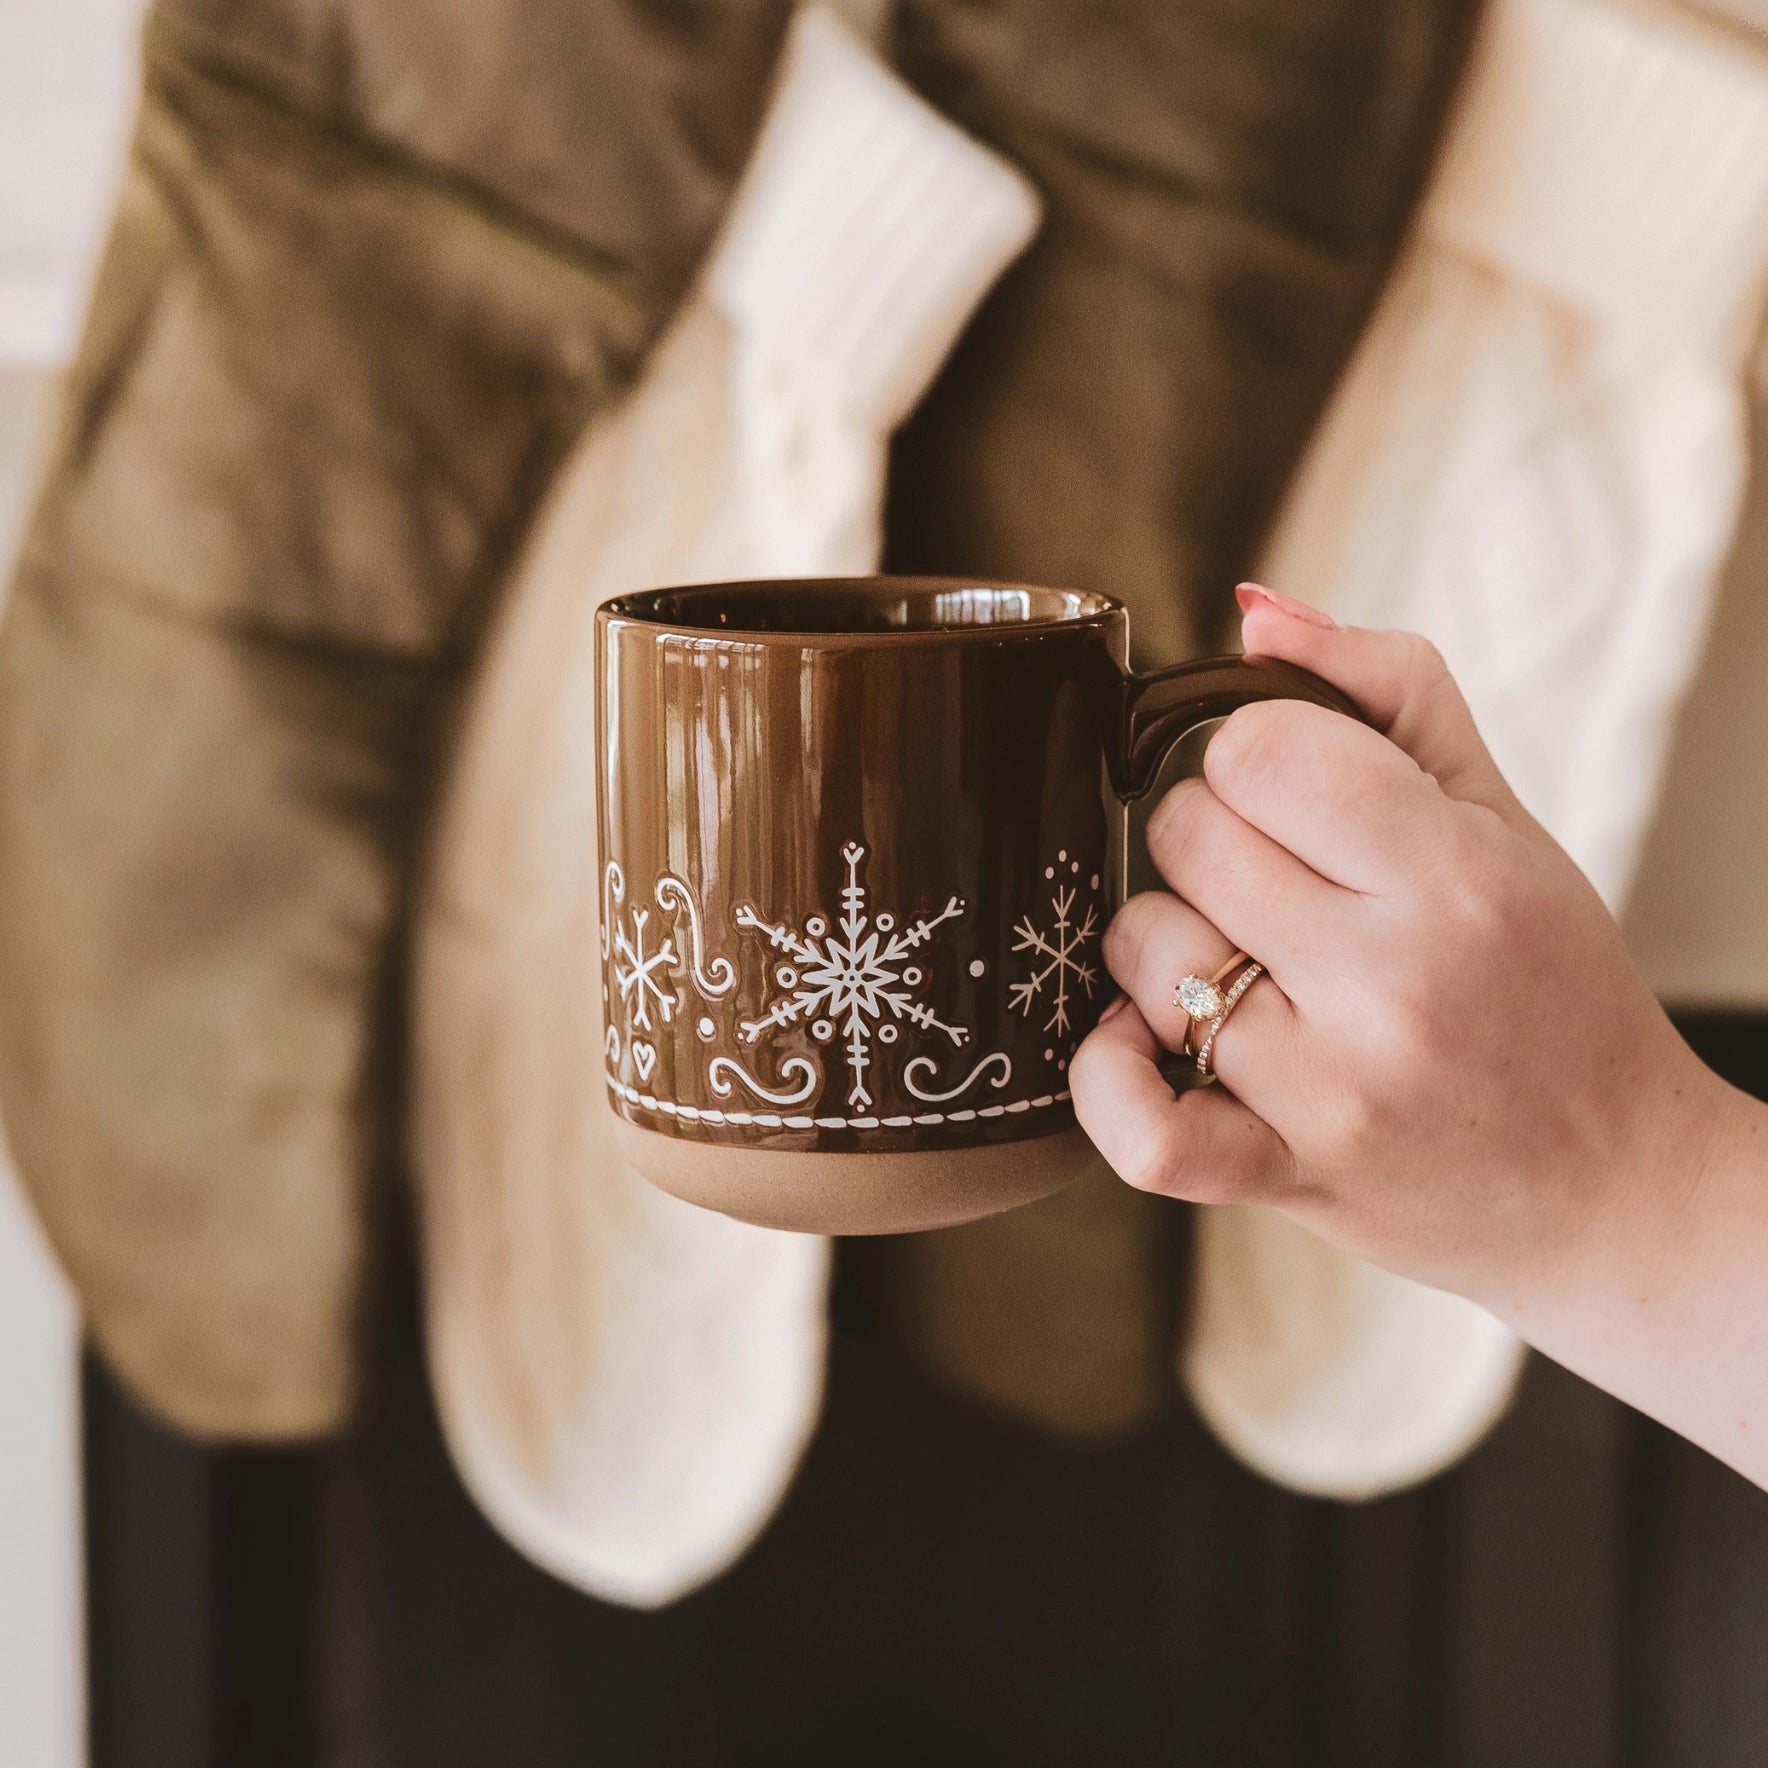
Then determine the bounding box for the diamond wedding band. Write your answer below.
[1173,951,1265,1079]
[1193,964,1263,1077]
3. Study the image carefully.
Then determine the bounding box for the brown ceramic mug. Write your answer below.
[596,577,1354,1234]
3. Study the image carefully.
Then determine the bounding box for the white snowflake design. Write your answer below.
[736,841,969,1111]
[1009,852,1101,1046]
[613,904,680,1032]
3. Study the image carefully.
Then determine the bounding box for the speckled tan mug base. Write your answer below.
[612,1117,1100,1235]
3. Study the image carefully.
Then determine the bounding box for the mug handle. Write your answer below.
[1104,653,1362,1086]
[1110,653,1362,803]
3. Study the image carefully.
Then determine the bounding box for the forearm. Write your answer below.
[1494,1074,1768,1487]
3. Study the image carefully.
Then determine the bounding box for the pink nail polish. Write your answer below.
[1235,582,1337,630]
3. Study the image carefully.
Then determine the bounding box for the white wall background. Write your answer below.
[1,0,145,364]
[0,365,85,1768]
[2,4,147,1765]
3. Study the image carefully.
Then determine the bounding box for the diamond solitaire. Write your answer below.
[1175,974,1226,1021]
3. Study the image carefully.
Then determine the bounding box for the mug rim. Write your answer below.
[599,575,1124,642]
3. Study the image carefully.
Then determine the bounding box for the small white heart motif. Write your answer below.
[632,1041,657,1083]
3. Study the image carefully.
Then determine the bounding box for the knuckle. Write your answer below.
[1116,1133,1179,1195]
[1066,1034,1111,1103]
[1068,1049,1177,1196]
[1400,630,1450,682]
[1205,701,1294,802]
[1365,984,1443,1071]
[1437,820,1540,954]
[1345,920,1454,1061]
[1451,871,1513,952]
[1316,1081,1392,1168]
[1101,891,1163,980]
[1110,1101,1247,1205]
[1342,922,1464,1082]
[1398,632,1453,707]
[1116,1115,1210,1200]
[1144,774,1211,865]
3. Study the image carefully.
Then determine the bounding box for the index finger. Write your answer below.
[1238,588,1520,819]
[1199,697,1453,896]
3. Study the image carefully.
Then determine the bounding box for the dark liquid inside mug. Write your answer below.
[596,577,1354,1234]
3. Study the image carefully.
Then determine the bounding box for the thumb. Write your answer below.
[1236,583,1519,817]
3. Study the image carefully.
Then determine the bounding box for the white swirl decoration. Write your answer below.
[902,1051,1012,1104]
[600,861,624,960]
[708,1055,818,1107]
[655,873,737,998]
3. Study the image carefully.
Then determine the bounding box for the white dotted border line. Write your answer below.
[606,1071,1072,1131]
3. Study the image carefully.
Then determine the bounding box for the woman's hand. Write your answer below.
[1071,584,1768,1483]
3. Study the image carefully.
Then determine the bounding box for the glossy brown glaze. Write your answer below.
[595,578,1352,1232]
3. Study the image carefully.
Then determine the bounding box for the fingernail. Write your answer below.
[1098,993,1131,1024]
[1235,582,1337,630]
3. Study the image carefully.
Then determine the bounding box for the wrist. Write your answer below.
[1453,1050,1768,1485]
[1481,1045,1738,1354]
[1549,1072,1768,1482]
[1493,1050,1761,1405]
